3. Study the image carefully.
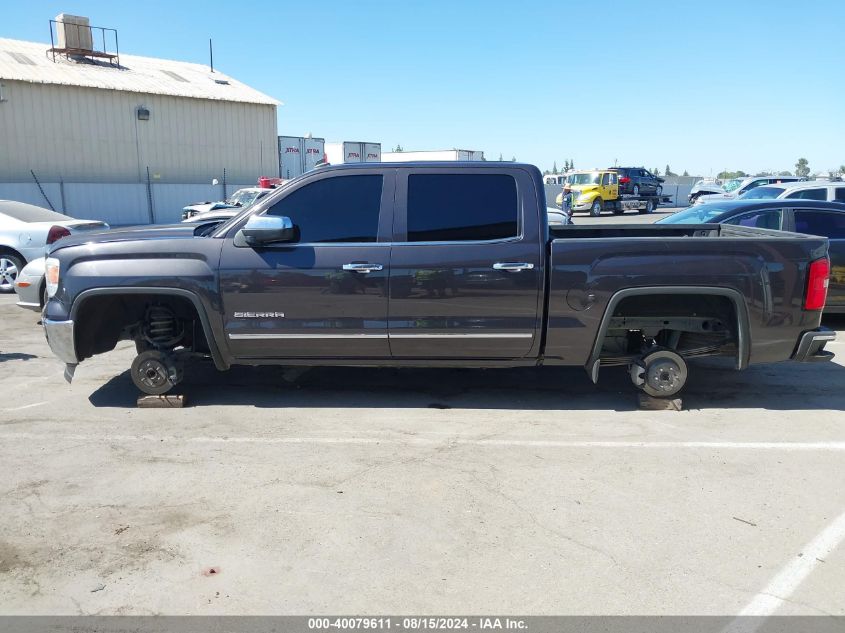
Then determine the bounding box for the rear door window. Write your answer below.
[722,209,783,230]
[786,188,827,201]
[406,174,519,242]
[266,175,383,243]
[835,188,845,203]
[793,210,845,238]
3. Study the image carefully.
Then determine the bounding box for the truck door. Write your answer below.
[218,169,395,359]
[388,168,543,359]
[601,172,618,200]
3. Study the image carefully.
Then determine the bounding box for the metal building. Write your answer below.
[0,26,280,224]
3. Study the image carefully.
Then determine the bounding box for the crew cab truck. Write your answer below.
[555,169,662,216]
[42,162,834,400]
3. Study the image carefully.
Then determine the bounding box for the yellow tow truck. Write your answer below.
[555,169,660,217]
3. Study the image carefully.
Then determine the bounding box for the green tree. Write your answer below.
[717,170,748,179]
[563,159,570,171]
[682,170,689,177]
[498,153,503,161]
[653,167,660,176]
[393,144,403,152]
[570,158,575,170]
[552,161,558,174]
[664,165,676,176]
[839,165,845,175]
[795,157,810,178]
[511,156,517,162]
[778,170,793,177]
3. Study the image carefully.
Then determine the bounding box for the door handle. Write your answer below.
[493,262,535,272]
[342,263,384,273]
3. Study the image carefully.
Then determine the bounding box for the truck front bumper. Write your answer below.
[792,327,836,362]
[44,318,78,365]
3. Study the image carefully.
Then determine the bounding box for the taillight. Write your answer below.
[619,177,631,184]
[47,225,71,244]
[804,258,830,311]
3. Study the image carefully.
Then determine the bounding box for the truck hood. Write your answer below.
[569,184,598,193]
[49,224,198,252]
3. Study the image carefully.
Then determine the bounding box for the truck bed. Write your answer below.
[545,223,829,370]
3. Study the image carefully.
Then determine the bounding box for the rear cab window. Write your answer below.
[405,174,519,242]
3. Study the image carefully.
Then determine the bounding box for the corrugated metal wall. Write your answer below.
[0,181,255,225]
[0,80,278,183]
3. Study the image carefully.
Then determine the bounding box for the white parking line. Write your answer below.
[2,433,845,450]
[722,508,845,631]
[3,401,47,412]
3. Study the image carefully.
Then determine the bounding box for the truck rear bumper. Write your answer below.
[792,327,836,362]
[43,318,78,365]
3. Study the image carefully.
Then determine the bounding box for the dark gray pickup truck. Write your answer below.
[42,162,835,399]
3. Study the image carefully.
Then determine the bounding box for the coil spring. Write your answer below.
[143,305,184,348]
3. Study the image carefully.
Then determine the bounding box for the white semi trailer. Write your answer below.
[382,149,485,162]
[278,136,326,179]
[325,142,381,165]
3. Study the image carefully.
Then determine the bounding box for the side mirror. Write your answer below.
[239,215,296,245]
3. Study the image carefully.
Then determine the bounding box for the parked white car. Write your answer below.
[181,187,273,220]
[690,176,803,205]
[738,180,845,203]
[0,200,108,292]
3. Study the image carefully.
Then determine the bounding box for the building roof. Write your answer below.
[0,37,281,106]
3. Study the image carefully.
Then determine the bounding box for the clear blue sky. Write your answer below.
[4,0,844,176]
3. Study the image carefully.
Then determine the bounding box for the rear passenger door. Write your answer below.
[791,208,845,308]
[388,168,543,358]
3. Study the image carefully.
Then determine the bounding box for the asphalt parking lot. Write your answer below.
[2,259,845,616]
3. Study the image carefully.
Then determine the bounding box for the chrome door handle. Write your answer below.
[342,263,383,273]
[493,262,534,272]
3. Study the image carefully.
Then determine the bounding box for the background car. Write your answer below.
[692,175,803,205]
[738,180,845,203]
[0,200,108,292]
[180,208,241,224]
[181,187,273,220]
[658,199,845,312]
[609,167,664,197]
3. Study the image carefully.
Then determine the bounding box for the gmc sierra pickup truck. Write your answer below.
[42,162,835,399]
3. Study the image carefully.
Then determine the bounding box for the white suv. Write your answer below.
[738,180,845,203]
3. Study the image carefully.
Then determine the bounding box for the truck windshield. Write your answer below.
[569,173,602,185]
[657,205,732,224]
